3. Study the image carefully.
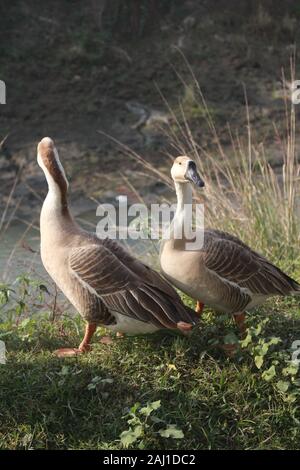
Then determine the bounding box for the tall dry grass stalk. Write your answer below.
[116,58,300,272]
[165,57,300,266]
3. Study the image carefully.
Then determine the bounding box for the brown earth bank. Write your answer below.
[0,0,300,219]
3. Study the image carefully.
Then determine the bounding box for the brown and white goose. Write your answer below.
[38,138,198,357]
[159,156,300,334]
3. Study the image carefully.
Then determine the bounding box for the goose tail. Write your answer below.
[292,281,300,295]
[286,274,300,295]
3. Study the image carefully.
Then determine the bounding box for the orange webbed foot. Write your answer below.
[53,348,86,358]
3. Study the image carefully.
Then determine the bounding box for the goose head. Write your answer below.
[171,156,205,188]
[37,137,69,209]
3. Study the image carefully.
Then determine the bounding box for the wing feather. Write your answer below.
[69,242,197,329]
[204,230,300,296]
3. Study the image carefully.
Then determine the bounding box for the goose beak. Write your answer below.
[185,161,205,188]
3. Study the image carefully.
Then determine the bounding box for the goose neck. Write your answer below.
[174,182,193,216]
[167,182,194,242]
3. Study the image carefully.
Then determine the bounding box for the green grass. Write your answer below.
[1,295,300,450]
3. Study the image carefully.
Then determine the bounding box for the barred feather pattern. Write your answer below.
[69,238,198,329]
[203,229,300,300]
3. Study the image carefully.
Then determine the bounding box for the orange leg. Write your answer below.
[233,312,247,338]
[78,323,97,351]
[54,322,97,357]
[195,301,205,316]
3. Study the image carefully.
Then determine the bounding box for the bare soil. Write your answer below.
[0,1,299,218]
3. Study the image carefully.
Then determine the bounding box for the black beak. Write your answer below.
[184,161,205,188]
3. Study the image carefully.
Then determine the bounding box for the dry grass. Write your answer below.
[116,57,300,276]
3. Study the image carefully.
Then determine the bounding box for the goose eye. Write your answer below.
[179,162,182,165]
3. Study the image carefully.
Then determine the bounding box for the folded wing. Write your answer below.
[204,230,300,296]
[69,240,197,329]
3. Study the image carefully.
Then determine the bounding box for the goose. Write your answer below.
[159,156,300,335]
[38,138,198,357]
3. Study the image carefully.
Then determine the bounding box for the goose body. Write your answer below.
[38,138,198,355]
[160,156,300,327]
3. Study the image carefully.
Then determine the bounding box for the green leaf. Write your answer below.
[260,343,269,356]
[282,363,299,376]
[262,365,276,382]
[276,380,290,392]
[58,366,70,376]
[133,425,143,438]
[88,376,114,390]
[253,324,262,336]
[120,429,139,448]
[100,378,114,384]
[224,332,239,345]
[140,400,161,417]
[127,417,140,426]
[120,425,143,448]
[91,376,101,383]
[267,337,282,346]
[283,392,298,404]
[159,425,184,439]
[240,332,252,348]
[255,355,264,369]
[129,402,141,415]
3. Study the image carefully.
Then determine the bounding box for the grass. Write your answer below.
[0,291,300,450]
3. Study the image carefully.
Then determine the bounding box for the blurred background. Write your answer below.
[0,0,299,279]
